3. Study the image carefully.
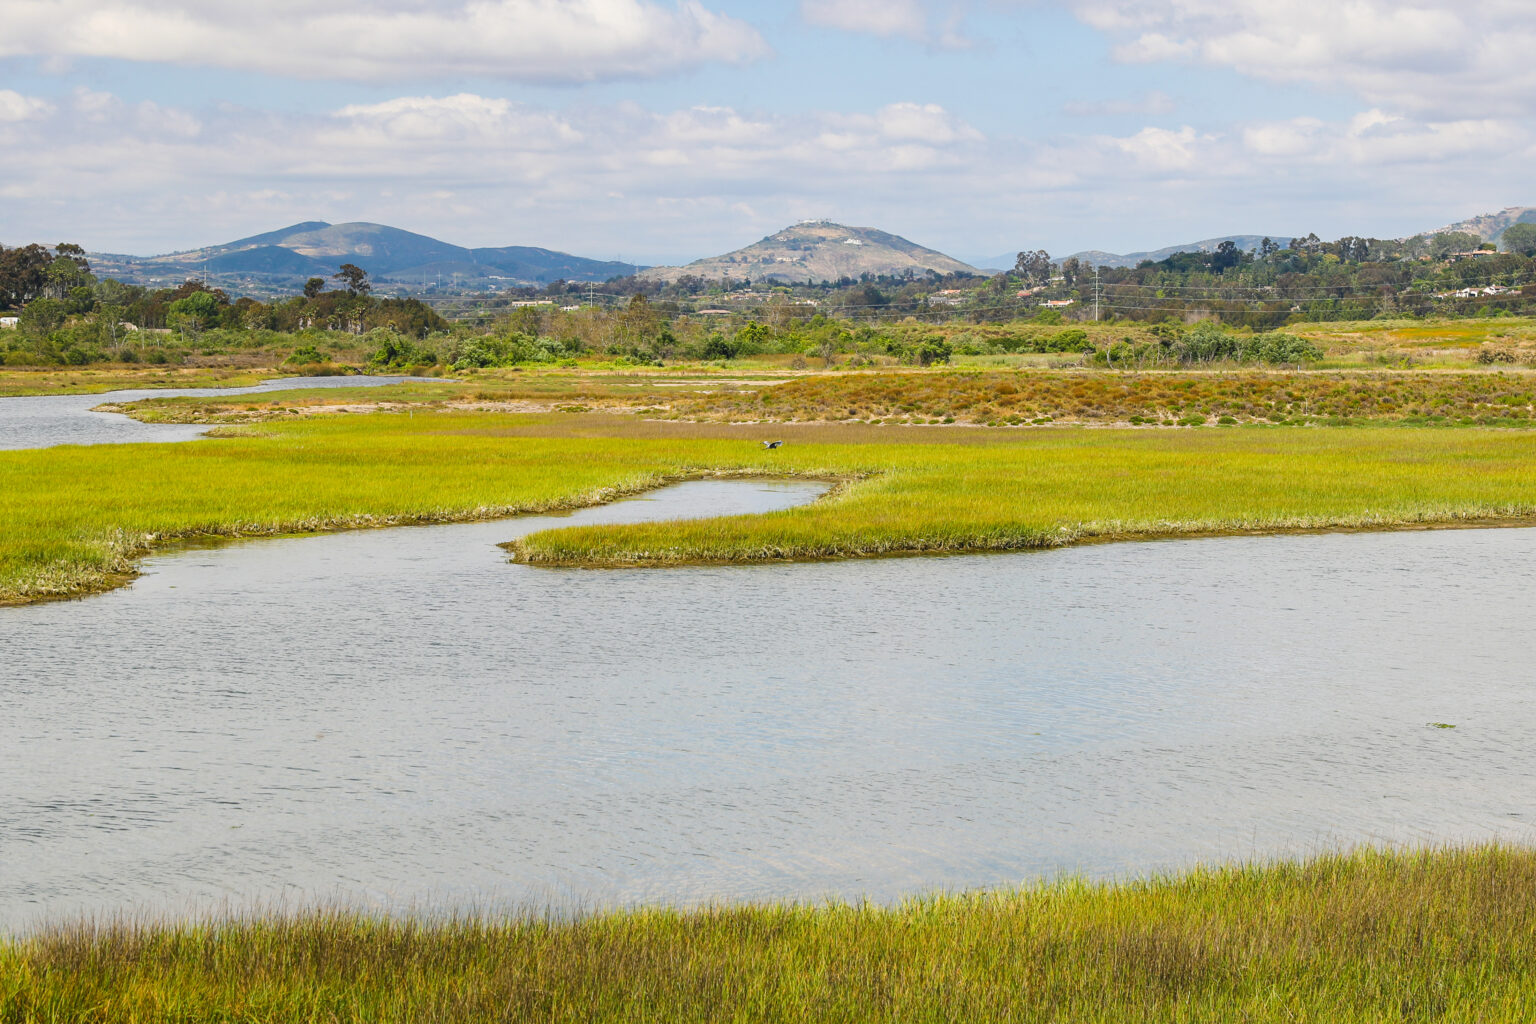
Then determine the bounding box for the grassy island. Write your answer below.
[3,845,1534,1021]
[7,408,1536,603]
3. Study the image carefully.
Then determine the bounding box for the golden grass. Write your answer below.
[1297,317,1536,350]
[7,412,1536,602]
[0,365,293,398]
[661,369,1536,427]
[107,367,1536,430]
[4,844,1534,1022]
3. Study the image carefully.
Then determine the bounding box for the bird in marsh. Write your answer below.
[761,439,784,449]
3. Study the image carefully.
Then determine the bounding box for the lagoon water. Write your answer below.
[0,375,429,449]
[3,465,1536,932]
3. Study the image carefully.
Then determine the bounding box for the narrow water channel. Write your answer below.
[0,375,430,449]
[2,475,1533,932]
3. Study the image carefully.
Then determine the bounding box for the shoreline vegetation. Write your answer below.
[103,365,1536,430]
[4,844,1535,1021]
[6,409,1536,603]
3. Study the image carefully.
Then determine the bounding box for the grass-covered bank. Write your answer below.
[0,365,301,398]
[4,845,1535,1022]
[7,413,1536,603]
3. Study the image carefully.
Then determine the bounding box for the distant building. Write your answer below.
[0,317,18,329]
[1446,285,1513,299]
[1038,299,1075,308]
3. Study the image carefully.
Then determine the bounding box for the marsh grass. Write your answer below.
[8,412,1536,600]
[509,417,1536,566]
[0,366,293,398]
[102,367,1536,431]
[663,369,1536,428]
[3,845,1535,1022]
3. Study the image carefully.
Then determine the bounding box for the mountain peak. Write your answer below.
[226,221,333,248]
[640,222,977,283]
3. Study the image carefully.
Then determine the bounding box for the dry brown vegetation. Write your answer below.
[101,365,1536,431]
[665,369,1536,427]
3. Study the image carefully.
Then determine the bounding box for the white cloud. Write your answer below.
[0,91,998,254]
[0,90,55,122]
[1070,1,1536,116]
[1241,117,1323,158]
[1110,31,1195,63]
[1241,110,1514,166]
[71,87,118,119]
[0,0,769,83]
[874,102,983,143]
[1063,91,1176,117]
[802,0,929,39]
[2,85,1532,265]
[335,94,582,146]
[1111,125,1212,172]
[135,100,201,138]
[800,0,971,48]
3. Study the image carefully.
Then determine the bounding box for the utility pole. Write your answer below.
[1094,266,1101,322]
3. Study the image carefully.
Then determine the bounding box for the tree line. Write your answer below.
[1,252,447,366]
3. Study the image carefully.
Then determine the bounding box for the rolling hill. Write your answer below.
[639,221,978,284]
[1431,207,1536,243]
[88,222,640,292]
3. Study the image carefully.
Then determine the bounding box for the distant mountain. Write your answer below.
[1429,207,1536,243]
[1038,210,1536,269]
[639,221,978,284]
[88,221,641,292]
[204,245,327,275]
[1048,235,1285,270]
[222,221,332,249]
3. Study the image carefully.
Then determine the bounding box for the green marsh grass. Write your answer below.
[3,845,1535,1022]
[7,412,1536,601]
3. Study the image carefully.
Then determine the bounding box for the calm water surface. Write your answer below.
[0,375,431,449]
[3,473,1534,932]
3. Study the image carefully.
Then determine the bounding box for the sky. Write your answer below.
[1,0,1532,266]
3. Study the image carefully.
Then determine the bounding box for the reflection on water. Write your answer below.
[2,479,1534,932]
[0,375,432,450]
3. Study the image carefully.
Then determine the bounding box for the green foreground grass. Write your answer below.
[4,845,1535,1022]
[8,412,1536,602]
